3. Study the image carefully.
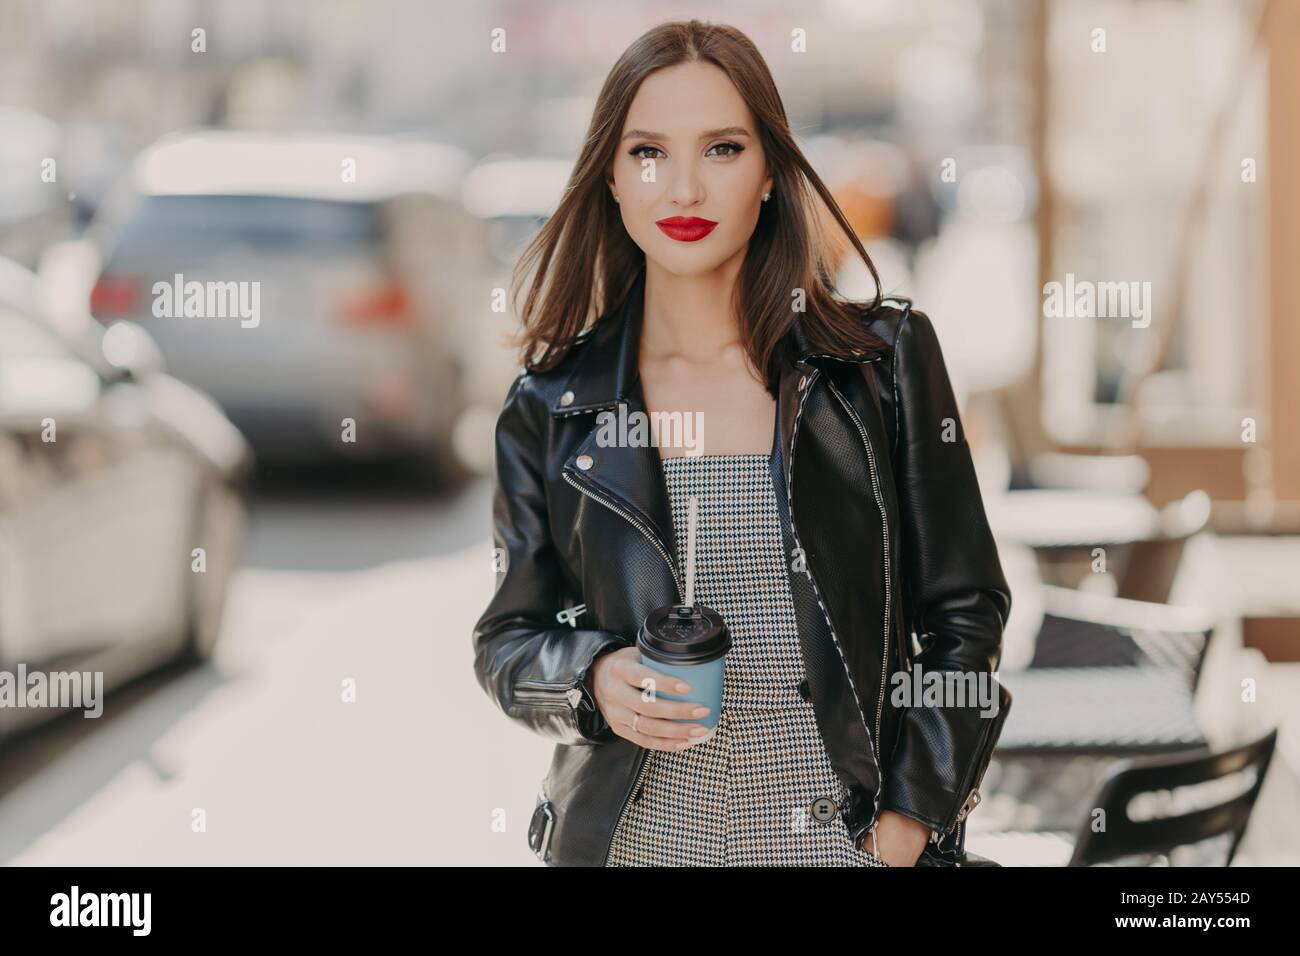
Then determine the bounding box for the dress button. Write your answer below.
[810,796,838,823]
[559,390,575,407]
[575,454,593,470]
[796,678,811,702]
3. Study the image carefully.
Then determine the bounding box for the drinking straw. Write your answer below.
[685,495,698,607]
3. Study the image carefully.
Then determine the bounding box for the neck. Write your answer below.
[640,254,745,360]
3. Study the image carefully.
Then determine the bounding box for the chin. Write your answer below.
[646,241,738,278]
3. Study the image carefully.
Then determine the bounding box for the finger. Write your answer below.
[608,681,712,722]
[612,721,690,751]
[608,701,699,739]
[634,712,717,743]
[608,703,710,749]
[616,661,695,698]
[627,729,701,752]
[626,709,715,741]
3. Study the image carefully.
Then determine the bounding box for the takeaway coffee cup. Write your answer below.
[637,602,730,735]
[634,494,728,739]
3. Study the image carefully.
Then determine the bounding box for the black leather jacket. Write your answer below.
[473,268,1012,866]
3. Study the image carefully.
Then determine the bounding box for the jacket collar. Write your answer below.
[549,265,880,418]
[551,265,882,602]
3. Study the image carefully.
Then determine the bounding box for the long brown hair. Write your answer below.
[510,18,889,392]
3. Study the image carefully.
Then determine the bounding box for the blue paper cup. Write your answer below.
[637,603,731,734]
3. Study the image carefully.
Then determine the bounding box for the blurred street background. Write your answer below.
[1,0,1298,866]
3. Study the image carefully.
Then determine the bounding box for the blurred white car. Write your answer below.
[0,106,76,268]
[0,257,251,740]
[84,130,482,482]
[451,156,571,473]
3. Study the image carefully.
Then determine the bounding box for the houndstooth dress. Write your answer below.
[605,450,889,867]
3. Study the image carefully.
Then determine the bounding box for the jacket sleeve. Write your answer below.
[875,308,1013,839]
[471,371,629,746]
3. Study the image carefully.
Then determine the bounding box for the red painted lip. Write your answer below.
[655,216,718,242]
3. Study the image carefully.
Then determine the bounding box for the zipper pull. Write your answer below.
[954,788,981,825]
[859,818,888,864]
[926,789,981,847]
[555,603,587,627]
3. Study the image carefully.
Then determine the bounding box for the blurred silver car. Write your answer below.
[0,106,76,268]
[85,130,480,481]
[0,257,250,740]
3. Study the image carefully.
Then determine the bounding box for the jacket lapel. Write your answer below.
[551,268,680,579]
[550,267,888,583]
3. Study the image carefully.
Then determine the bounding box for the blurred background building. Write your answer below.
[0,0,1296,867]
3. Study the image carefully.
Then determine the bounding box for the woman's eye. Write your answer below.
[707,141,744,158]
[630,145,664,160]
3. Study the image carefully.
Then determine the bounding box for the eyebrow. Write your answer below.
[620,126,752,142]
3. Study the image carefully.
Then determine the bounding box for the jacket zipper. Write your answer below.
[832,377,995,850]
[825,380,894,842]
[786,367,887,843]
[931,697,998,841]
[561,470,686,600]
[826,381,892,758]
[605,749,655,864]
[560,467,684,866]
[513,678,585,708]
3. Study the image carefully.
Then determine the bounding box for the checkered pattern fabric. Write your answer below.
[606,453,888,867]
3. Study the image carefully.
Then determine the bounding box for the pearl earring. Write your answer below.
[762,192,771,202]
[613,195,620,204]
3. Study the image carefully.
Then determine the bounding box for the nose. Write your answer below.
[668,156,706,208]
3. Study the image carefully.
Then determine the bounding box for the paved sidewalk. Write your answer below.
[1,543,548,866]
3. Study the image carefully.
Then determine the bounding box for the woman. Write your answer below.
[473,19,1012,867]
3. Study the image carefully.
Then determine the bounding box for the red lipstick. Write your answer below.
[655,216,718,242]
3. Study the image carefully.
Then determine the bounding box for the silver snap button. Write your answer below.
[797,374,807,392]
[810,796,838,822]
[575,454,594,471]
[559,390,575,407]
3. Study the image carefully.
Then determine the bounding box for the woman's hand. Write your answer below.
[865,810,931,866]
[587,647,714,751]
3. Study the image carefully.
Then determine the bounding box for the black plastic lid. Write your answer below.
[638,603,731,665]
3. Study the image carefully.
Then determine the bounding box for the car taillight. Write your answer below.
[338,281,414,327]
[90,275,140,318]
